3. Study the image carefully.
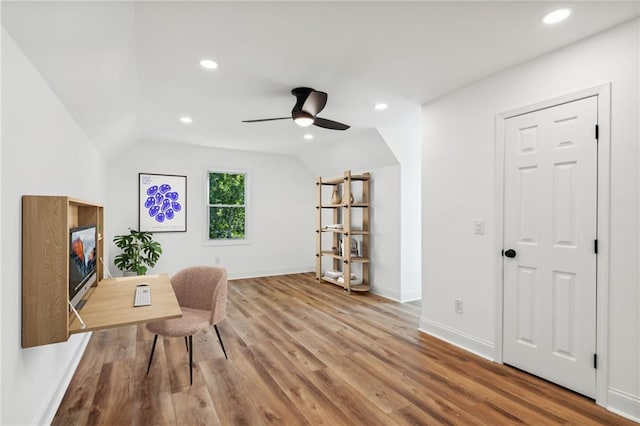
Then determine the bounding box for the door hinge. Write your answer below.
[594,239,598,254]
[595,124,599,141]
[593,353,598,369]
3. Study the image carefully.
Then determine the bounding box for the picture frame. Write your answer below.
[139,173,187,232]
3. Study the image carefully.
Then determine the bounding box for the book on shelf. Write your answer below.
[337,276,363,285]
[324,270,342,279]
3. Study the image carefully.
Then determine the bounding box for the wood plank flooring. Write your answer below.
[53,273,634,425]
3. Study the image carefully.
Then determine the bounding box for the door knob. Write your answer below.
[504,249,516,258]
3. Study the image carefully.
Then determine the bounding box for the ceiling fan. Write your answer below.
[242,87,350,131]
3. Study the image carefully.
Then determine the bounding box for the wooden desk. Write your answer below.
[69,274,182,334]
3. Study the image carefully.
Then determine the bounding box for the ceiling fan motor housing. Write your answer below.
[291,87,327,117]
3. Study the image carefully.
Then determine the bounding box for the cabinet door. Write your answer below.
[22,196,70,347]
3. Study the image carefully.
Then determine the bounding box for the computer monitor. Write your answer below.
[69,225,97,309]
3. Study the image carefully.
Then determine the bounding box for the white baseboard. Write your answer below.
[418,317,495,361]
[607,387,640,423]
[36,332,92,425]
[228,266,314,280]
[399,291,422,303]
[371,286,401,302]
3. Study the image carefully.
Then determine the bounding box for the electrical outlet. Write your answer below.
[454,299,463,314]
[215,256,220,265]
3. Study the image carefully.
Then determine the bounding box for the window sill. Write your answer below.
[203,238,252,247]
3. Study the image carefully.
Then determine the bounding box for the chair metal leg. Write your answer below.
[214,324,228,360]
[184,336,189,352]
[146,334,158,375]
[188,335,193,385]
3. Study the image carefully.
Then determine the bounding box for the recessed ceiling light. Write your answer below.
[304,134,314,140]
[199,59,219,70]
[542,8,571,25]
[180,116,193,124]
[374,103,388,111]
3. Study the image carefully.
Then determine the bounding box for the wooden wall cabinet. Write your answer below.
[22,196,104,347]
[315,171,370,294]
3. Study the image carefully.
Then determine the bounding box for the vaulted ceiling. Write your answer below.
[3,1,638,158]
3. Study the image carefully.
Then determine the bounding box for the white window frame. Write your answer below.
[204,169,250,246]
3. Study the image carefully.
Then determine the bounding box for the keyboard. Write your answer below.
[134,284,151,307]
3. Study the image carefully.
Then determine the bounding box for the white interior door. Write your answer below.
[503,96,598,398]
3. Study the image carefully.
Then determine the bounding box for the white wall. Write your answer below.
[298,128,398,177]
[1,29,108,425]
[368,165,402,300]
[107,140,315,279]
[298,131,403,300]
[421,19,639,419]
[2,1,141,159]
[379,113,422,301]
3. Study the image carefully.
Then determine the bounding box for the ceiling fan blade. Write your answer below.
[302,90,328,116]
[242,117,291,123]
[313,117,350,131]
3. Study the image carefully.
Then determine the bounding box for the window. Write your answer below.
[208,171,247,241]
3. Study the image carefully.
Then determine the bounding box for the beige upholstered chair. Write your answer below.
[146,266,228,384]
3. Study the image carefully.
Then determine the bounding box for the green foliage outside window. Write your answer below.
[208,172,246,240]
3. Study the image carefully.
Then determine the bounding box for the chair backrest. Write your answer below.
[170,266,228,325]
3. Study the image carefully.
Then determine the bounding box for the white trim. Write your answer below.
[202,238,251,247]
[419,317,495,361]
[493,113,506,364]
[228,266,314,280]
[594,84,611,406]
[370,287,401,302]
[399,292,422,303]
[35,333,92,425]
[607,388,640,423]
[494,83,611,406]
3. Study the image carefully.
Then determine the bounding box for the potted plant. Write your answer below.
[113,229,162,275]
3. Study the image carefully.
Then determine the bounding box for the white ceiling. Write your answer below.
[3,1,639,157]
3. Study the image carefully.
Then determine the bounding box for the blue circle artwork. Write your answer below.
[145,183,182,223]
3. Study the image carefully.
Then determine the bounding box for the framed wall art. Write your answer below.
[139,173,187,232]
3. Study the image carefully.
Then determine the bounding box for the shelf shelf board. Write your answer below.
[319,251,368,262]
[319,227,368,234]
[320,203,369,208]
[320,276,370,292]
[320,228,345,233]
[320,251,343,259]
[349,285,371,292]
[350,173,371,181]
[319,177,344,185]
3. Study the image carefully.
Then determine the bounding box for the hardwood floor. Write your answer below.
[53,273,633,425]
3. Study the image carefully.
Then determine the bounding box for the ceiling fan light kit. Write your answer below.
[243,87,350,131]
[292,110,314,127]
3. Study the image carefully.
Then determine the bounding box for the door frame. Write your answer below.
[493,83,611,406]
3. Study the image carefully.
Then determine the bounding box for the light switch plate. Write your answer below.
[474,219,485,235]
